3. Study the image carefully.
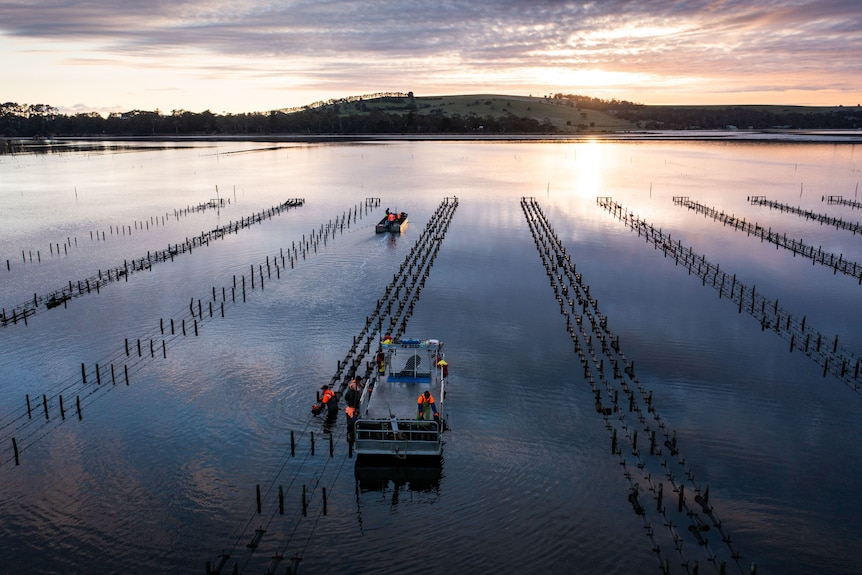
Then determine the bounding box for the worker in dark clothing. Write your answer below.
[344,376,363,408]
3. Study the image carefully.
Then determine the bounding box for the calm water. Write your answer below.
[1,138,861,575]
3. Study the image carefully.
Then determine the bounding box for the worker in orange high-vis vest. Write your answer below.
[320,384,338,416]
[417,390,438,421]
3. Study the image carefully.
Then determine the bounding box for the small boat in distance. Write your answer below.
[351,336,447,461]
[375,210,408,233]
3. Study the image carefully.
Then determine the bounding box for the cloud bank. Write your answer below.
[1,0,860,113]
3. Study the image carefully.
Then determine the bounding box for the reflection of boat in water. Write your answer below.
[353,462,442,517]
[354,462,442,494]
[375,210,408,233]
[351,337,447,461]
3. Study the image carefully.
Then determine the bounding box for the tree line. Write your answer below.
[4,95,862,137]
[0,99,553,137]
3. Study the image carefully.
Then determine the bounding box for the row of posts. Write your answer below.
[526,197,753,572]
[2,199,306,328]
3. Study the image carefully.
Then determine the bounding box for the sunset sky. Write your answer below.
[2,0,860,116]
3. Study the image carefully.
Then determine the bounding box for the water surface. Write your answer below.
[1,139,860,574]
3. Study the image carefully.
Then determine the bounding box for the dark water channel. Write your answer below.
[0,139,860,574]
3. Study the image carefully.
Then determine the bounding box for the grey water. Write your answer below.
[1,138,861,575]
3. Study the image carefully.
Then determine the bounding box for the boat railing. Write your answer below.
[354,419,442,455]
[355,419,440,442]
[438,374,446,421]
[357,377,375,419]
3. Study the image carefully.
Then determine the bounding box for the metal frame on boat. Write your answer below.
[351,337,447,461]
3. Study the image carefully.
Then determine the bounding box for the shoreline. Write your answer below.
[4,129,862,147]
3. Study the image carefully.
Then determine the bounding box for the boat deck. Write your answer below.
[364,376,438,420]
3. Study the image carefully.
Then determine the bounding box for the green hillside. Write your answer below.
[284,93,636,132]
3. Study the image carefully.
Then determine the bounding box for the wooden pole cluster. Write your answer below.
[10,195,244,274]
[600,197,862,393]
[824,194,862,210]
[674,197,862,282]
[1,199,306,329]
[751,196,862,235]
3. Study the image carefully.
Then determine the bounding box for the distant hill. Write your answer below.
[283,93,636,132]
[2,94,861,138]
[279,93,862,132]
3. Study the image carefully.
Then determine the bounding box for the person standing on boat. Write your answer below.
[417,390,438,421]
[376,350,386,373]
[436,355,448,378]
[344,376,363,408]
